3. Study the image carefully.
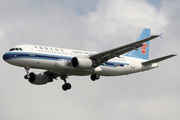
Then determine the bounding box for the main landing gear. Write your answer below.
[24,66,30,79]
[90,73,100,81]
[61,76,71,91]
[90,69,100,81]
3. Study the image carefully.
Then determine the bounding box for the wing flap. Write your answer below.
[142,54,177,66]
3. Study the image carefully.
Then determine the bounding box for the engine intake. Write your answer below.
[71,57,92,69]
[28,72,51,85]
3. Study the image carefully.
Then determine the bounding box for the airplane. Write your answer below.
[2,28,176,91]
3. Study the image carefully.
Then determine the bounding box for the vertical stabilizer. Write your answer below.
[126,28,150,60]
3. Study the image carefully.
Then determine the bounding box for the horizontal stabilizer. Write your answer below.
[142,54,177,66]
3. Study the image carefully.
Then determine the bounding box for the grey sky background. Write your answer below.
[0,0,179,120]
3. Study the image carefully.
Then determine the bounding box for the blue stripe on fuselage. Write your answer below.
[3,52,71,61]
[3,52,129,67]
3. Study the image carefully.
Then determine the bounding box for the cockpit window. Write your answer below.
[9,48,15,51]
[9,48,23,51]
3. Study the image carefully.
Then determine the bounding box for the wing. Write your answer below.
[90,35,159,67]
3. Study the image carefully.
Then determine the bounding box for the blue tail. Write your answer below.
[126,28,150,60]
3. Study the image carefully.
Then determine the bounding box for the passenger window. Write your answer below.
[19,48,23,51]
[45,47,49,50]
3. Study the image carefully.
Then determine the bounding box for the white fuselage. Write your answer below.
[3,44,158,76]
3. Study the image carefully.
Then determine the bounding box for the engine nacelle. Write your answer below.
[28,72,50,85]
[71,57,92,69]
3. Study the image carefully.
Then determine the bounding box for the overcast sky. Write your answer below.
[0,0,180,120]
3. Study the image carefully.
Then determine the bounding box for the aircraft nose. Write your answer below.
[3,52,19,65]
[2,53,12,61]
[3,53,8,61]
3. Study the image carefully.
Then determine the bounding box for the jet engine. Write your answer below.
[28,72,52,85]
[71,57,92,69]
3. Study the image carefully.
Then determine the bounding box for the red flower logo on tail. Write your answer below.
[141,43,148,54]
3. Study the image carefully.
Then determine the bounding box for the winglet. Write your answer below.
[159,33,163,38]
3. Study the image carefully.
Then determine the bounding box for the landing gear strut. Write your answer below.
[61,76,71,91]
[24,66,30,79]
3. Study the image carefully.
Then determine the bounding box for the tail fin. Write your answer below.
[126,28,150,60]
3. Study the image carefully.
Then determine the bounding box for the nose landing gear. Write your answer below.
[24,66,30,79]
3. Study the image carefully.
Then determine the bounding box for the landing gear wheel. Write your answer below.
[66,83,72,89]
[95,73,100,80]
[91,73,100,81]
[24,75,29,79]
[62,84,68,91]
[62,83,72,91]
[91,74,96,81]
[60,75,72,91]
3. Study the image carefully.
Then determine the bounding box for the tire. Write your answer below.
[95,73,100,80]
[91,74,96,81]
[24,75,28,79]
[62,84,68,91]
[66,83,72,90]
